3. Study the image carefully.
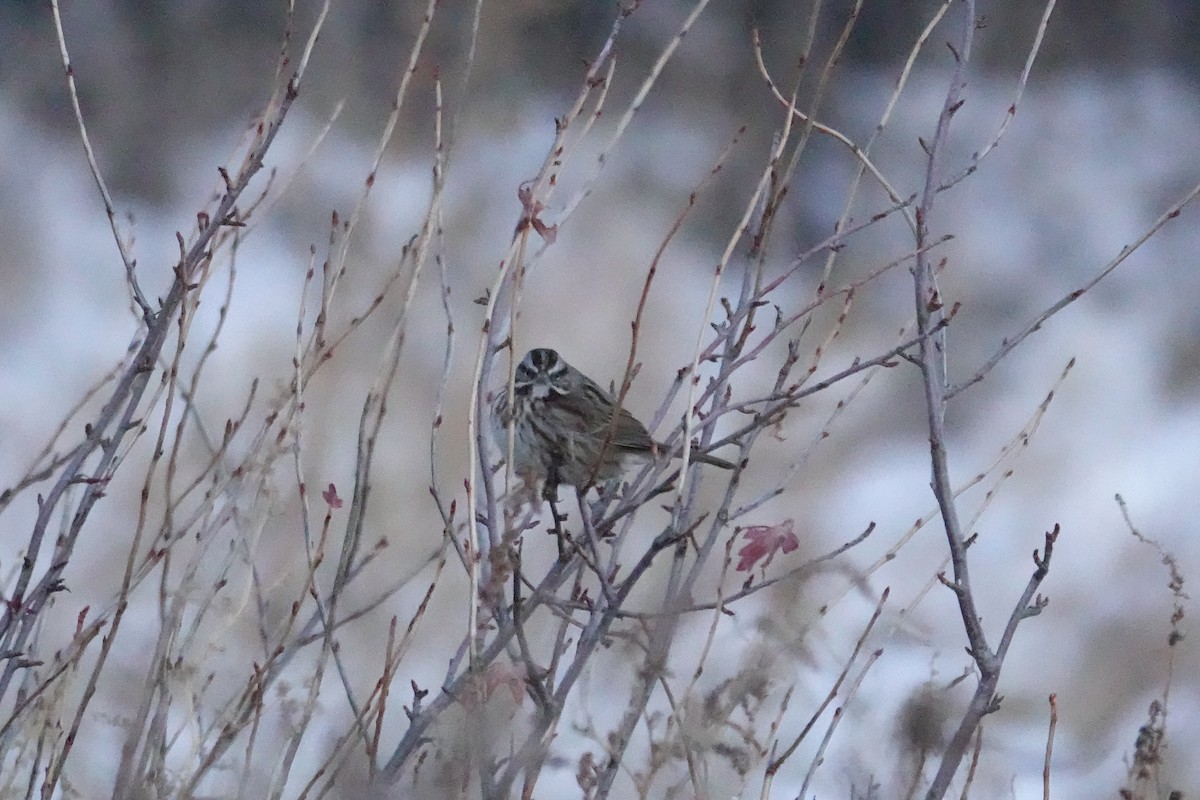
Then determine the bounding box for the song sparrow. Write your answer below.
[492,348,734,496]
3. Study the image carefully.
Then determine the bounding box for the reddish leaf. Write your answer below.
[322,483,344,509]
[736,518,799,572]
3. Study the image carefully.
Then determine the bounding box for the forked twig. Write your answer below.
[48,0,150,317]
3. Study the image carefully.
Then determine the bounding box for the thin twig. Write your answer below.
[1043,694,1057,800]
[950,177,1200,398]
[48,0,151,317]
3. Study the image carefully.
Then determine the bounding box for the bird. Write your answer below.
[492,347,734,498]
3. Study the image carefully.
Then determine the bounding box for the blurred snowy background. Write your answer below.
[0,1,1198,797]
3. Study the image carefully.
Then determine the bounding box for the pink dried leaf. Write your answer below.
[736,518,799,572]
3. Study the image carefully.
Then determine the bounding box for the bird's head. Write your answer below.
[515,348,571,400]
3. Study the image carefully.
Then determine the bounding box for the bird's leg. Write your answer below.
[511,537,523,614]
[574,487,593,545]
[542,467,569,559]
[547,495,567,560]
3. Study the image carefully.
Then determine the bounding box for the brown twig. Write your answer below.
[907,3,1057,797]
[765,588,889,779]
[48,0,151,318]
[949,178,1200,398]
[1043,694,1057,800]
[0,1,316,753]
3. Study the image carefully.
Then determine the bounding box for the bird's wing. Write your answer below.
[551,379,655,452]
[606,405,656,452]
